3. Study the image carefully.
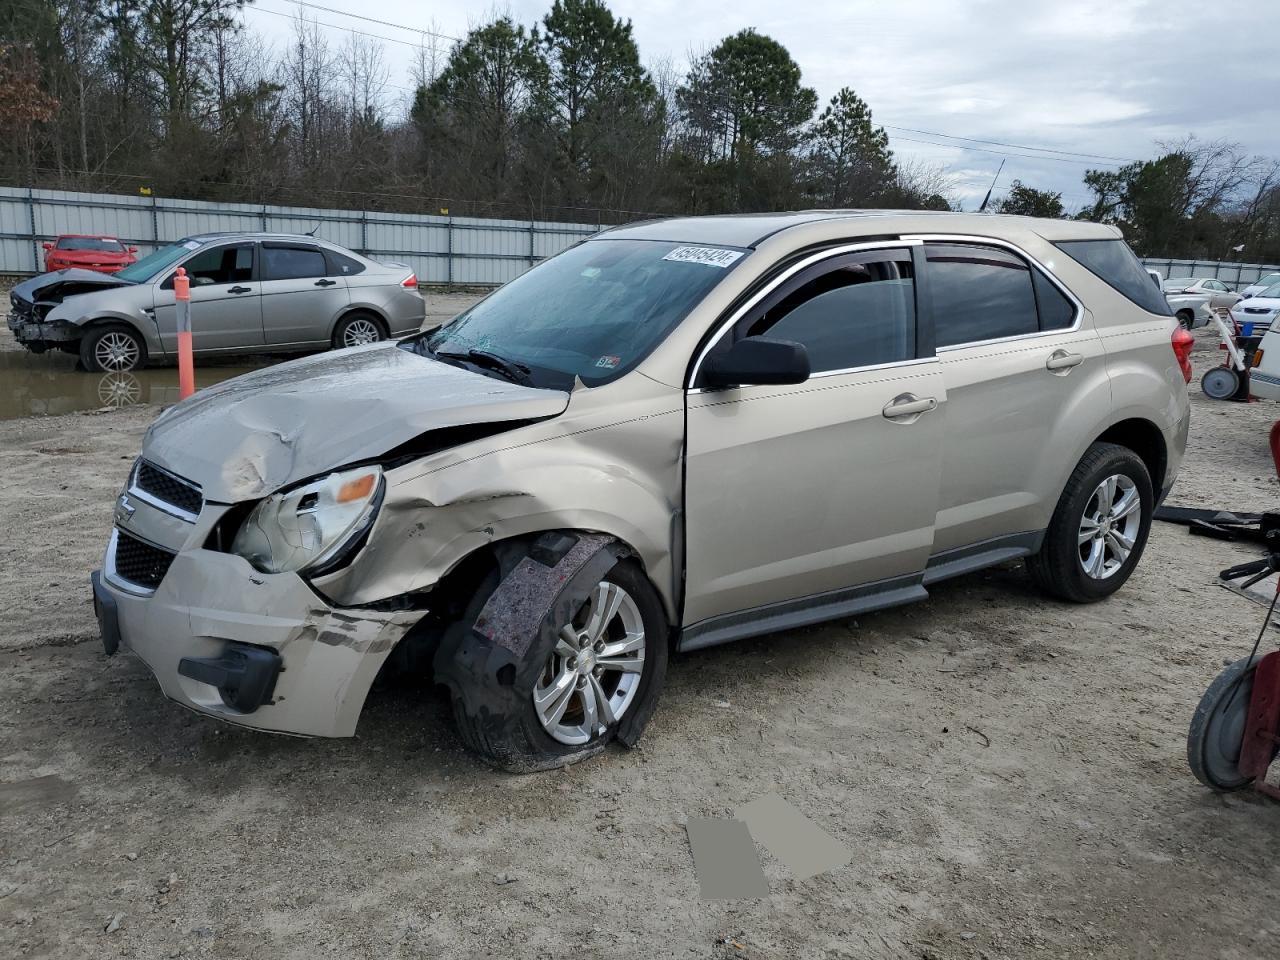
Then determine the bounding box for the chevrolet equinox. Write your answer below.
[93,211,1192,771]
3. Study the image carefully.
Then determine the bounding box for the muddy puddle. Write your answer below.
[0,350,273,420]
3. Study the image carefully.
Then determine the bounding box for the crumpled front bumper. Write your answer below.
[7,311,81,347]
[95,543,419,737]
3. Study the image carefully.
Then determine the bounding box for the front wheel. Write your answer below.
[79,323,148,372]
[1027,442,1153,603]
[445,557,668,772]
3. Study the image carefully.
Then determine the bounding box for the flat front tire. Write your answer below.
[1027,442,1153,603]
[447,558,668,772]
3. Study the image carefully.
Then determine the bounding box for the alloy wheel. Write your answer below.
[342,318,382,347]
[1078,474,1141,579]
[95,332,140,370]
[532,580,646,745]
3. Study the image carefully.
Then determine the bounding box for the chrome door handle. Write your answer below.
[1046,349,1084,373]
[882,393,937,421]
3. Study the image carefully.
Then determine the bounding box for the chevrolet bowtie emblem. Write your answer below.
[115,494,136,526]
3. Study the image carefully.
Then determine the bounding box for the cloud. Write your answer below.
[245,0,1280,209]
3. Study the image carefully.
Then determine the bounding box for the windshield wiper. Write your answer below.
[433,347,533,385]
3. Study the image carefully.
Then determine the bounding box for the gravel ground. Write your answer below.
[2,325,1280,959]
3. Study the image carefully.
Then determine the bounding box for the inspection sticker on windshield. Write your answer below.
[595,355,621,369]
[662,246,743,268]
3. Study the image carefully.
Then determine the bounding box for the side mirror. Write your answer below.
[42,242,52,251]
[128,246,138,254]
[702,336,810,390]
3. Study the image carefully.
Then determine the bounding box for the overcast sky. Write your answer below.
[240,0,1280,211]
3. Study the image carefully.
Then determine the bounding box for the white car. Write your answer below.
[1230,284,1280,336]
[1240,272,1280,299]
[1163,277,1240,328]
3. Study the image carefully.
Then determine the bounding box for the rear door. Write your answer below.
[914,238,1109,556]
[151,242,261,354]
[258,243,350,346]
[682,244,945,629]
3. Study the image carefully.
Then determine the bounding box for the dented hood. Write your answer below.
[142,343,570,502]
[11,268,131,304]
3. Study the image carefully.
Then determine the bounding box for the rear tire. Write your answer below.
[1176,309,1195,329]
[1027,442,1153,603]
[79,323,147,373]
[331,311,387,349]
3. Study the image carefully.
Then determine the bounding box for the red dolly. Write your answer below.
[1188,535,1280,797]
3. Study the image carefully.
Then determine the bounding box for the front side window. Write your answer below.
[262,246,328,281]
[739,252,916,373]
[178,244,254,287]
[927,244,1040,347]
[415,239,742,389]
[1058,239,1173,316]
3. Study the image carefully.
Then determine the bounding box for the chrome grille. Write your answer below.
[112,530,176,590]
[133,460,203,518]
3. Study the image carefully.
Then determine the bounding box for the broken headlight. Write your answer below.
[231,466,384,575]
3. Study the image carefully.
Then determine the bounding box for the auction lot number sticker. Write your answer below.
[662,246,744,268]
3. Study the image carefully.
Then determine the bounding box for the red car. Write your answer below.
[42,234,138,274]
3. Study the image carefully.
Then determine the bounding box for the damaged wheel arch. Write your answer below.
[430,530,670,772]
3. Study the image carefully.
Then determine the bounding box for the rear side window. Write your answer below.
[1033,271,1075,331]
[740,251,916,373]
[926,244,1039,347]
[325,250,366,276]
[262,246,328,281]
[1055,239,1172,316]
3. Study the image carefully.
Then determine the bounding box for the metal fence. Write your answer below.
[1141,257,1280,291]
[0,185,604,285]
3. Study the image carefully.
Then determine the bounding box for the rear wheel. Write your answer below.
[1176,309,1195,329]
[79,323,147,372]
[332,311,386,349]
[1027,442,1153,603]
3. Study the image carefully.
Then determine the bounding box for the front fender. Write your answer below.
[309,401,685,621]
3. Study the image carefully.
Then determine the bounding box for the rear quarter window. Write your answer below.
[1055,239,1172,316]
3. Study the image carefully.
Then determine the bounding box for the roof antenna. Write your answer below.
[978,159,1006,213]
[304,222,321,237]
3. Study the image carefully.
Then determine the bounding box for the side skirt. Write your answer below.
[676,531,1044,653]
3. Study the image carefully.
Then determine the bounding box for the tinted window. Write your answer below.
[1056,239,1172,316]
[1033,270,1076,331]
[179,244,254,286]
[324,250,365,276]
[743,255,915,372]
[262,246,328,281]
[927,244,1038,347]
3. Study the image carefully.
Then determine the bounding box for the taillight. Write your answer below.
[1171,326,1194,383]
[401,273,418,289]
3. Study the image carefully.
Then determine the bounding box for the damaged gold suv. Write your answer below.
[93,211,1191,770]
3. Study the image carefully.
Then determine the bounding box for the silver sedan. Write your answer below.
[1163,277,1241,329]
[7,232,426,371]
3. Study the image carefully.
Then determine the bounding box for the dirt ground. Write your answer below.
[2,323,1279,960]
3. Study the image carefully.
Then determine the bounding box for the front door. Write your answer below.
[151,242,261,354]
[682,245,945,630]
